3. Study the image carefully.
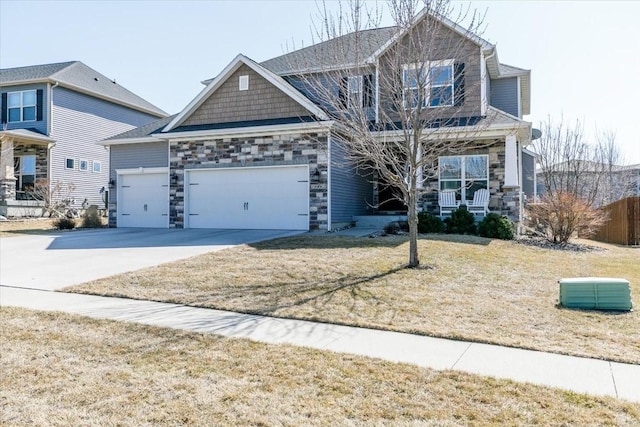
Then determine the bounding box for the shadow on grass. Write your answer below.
[249,233,492,251]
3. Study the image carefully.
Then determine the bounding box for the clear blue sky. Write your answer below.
[1,0,638,163]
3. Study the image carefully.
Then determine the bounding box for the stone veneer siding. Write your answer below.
[169,131,329,230]
[419,139,521,220]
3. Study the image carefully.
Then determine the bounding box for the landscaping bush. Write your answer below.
[53,217,76,230]
[444,206,476,235]
[384,221,402,235]
[417,212,445,233]
[81,206,103,228]
[478,213,515,240]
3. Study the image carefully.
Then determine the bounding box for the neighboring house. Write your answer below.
[102,11,534,231]
[0,61,167,217]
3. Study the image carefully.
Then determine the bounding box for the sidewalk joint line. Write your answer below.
[0,285,55,292]
[450,342,473,370]
[609,362,619,398]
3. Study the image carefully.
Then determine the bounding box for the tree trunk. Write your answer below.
[407,185,419,268]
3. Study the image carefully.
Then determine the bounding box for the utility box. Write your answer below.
[559,277,633,311]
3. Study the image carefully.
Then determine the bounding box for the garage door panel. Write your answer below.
[187,166,309,230]
[118,173,168,228]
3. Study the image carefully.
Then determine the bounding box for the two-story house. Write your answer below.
[102,10,534,231]
[0,61,167,217]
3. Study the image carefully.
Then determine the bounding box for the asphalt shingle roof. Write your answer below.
[0,61,167,117]
[105,114,177,141]
[261,26,399,75]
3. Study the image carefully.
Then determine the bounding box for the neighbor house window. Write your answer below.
[403,60,455,109]
[439,155,488,201]
[79,159,88,171]
[13,155,36,192]
[7,90,37,122]
[92,161,101,173]
[65,158,75,169]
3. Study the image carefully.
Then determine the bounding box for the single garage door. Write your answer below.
[118,172,169,228]
[186,165,309,230]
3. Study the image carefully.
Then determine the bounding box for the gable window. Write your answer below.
[403,60,456,109]
[14,155,36,192]
[65,158,75,170]
[7,90,37,122]
[239,75,249,91]
[439,155,488,201]
[92,161,102,173]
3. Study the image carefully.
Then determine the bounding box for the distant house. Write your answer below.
[0,61,166,217]
[102,10,535,230]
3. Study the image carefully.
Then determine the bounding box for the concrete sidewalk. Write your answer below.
[2,285,638,403]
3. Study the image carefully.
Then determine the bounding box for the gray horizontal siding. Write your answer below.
[330,135,374,226]
[50,87,161,207]
[490,77,519,118]
[109,142,169,204]
[0,82,49,135]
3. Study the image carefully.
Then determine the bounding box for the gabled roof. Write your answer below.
[104,114,177,143]
[0,61,167,117]
[261,27,398,76]
[163,54,329,132]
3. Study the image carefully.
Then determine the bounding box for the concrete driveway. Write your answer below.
[1,228,303,291]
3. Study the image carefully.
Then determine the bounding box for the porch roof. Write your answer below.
[0,129,56,146]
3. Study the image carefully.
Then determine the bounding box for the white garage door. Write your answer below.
[186,165,309,230]
[118,172,169,228]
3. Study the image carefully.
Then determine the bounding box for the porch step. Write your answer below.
[353,215,407,229]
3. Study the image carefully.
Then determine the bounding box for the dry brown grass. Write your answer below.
[0,218,56,237]
[2,307,638,426]
[67,234,640,365]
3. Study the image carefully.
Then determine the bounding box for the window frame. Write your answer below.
[402,59,455,110]
[438,154,489,202]
[92,160,102,173]
[13,154,36,192]
[347,75,363,109]
[79,159,89,172]
[7,90,37,123]
[65,158,75,170]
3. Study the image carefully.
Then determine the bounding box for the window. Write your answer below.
[8,90,36,122]
[403,60,455,109]
[348,76,363,108]
[79,159,88,171]
[339,74,373,109]
[92,161,101,173]
[13,155,36,192]
[66,158,75,169]
[439,155,488,201]
[239,75,249,91]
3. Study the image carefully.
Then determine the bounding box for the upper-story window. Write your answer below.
[403,59,456,109]
[8,90,37,122]
[340,74,373,109]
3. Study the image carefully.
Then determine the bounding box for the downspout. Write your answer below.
[48,81,59,201]
[326,132,332,231]
[518,139,524,235]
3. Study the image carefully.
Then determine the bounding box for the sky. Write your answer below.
[1,0,638,163]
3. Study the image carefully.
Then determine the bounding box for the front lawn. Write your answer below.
[2,307,638,425]
[66,234,640,364]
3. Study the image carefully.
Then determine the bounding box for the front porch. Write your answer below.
[0,129,55,217]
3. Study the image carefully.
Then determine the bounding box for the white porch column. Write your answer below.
[504,134,519,188]
[0,136,17,201]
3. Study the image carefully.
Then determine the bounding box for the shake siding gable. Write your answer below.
[50,87,162,206]
[182,64,311,126]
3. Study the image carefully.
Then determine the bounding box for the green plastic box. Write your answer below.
[559,277,632,311]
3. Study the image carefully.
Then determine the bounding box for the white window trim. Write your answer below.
[403,59,455,110]
[79,159,88,172]
[92,160,102,173]
[7,90,37,123]
[439,154,489,202]
[347,75,363,108]
[239,75,249,91]
[65,158,75,170]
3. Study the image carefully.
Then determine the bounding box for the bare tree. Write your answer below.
[287,0,498,267]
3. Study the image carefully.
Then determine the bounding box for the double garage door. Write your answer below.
[117,165,309,230]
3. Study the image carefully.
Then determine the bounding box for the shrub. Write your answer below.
[444,206,476,235]
[417,212,445,233]
[53,217,76,230]
[384,221,401,235]
[526,192,607,244]
[81,206,103,228]
[478,213,515,240]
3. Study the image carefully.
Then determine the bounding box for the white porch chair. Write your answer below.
[467,188,490,216]
[439,190,459,216]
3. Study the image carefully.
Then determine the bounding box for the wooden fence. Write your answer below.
[592,196,640,246]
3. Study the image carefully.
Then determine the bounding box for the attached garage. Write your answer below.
[116,168,169,228]
[185,165,310,230]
